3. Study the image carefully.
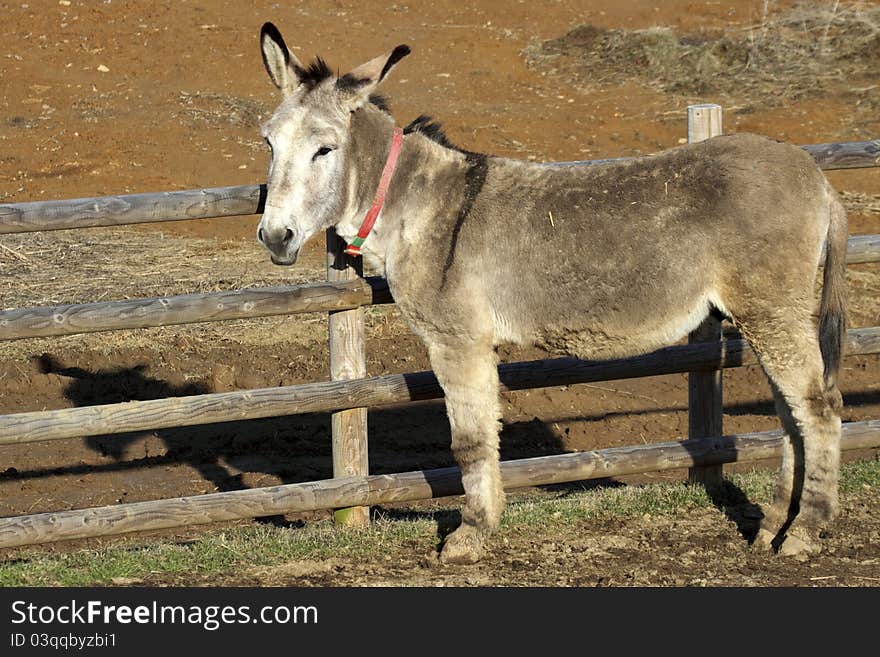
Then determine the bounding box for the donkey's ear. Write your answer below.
[260,22,303,93]
[338,45,410,106]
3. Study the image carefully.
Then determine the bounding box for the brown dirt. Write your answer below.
[175,497,880,587]
[0,0,879,586]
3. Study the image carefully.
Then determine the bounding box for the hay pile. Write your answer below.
[0,228,335,358]
[0,228,320,309]
[526,1,880,109]
[176,92,269,131]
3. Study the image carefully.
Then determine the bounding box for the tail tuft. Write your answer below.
[819,189,848,390]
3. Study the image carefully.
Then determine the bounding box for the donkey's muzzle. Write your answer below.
[258,226,298,266]
[258,225,294,250]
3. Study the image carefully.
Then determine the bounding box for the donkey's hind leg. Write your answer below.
[429,339,505,565]
[737,314,842,556]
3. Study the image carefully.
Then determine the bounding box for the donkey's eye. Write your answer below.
[312,146,335,161]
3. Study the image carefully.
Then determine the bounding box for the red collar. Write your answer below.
[344,127,404,257]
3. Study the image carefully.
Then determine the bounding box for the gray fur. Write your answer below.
[256,24,848,562]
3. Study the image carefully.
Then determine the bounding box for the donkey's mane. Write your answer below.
[294,57,334,91]
[367,94,391,113]
[403,115,465,153]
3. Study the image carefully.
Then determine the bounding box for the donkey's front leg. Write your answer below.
[429,339,504,564]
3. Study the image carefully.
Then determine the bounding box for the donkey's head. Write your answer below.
[256,23,409,265]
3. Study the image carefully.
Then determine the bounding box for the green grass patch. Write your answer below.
[839,454,880,493]
[1,458,877,587]
[0,519,436,587]
[500,481,715,528]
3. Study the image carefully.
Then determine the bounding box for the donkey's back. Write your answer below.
[435,133,840,361]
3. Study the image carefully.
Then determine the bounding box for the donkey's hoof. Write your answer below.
[440,525,485,565]
[778,531,821,558]
[753,527,777,552]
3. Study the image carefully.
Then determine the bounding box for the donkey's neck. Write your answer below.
[335,108,468,274]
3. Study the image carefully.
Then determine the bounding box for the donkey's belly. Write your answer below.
[525,291,720,361]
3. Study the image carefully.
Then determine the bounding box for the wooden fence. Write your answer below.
[0,105,878,548]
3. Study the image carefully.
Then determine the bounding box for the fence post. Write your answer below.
[326,228,370,526]
[687,103,724,487]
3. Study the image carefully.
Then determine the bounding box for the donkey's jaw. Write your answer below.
[270,253,298,266]
[261,240,300,266]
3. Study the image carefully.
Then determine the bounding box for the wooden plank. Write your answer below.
[0,278,393,341]
[687,104,725,487]
[0,233,872,343]
[803,140,880,170]
[326,228,370,527]
[0,419,875,549]
[846,326,880,354]
[548,140,880,171]
[544,156,630,168]
[0,185,266,234]
[0,234,873,342]
[687,103,723,144]
[845,234,880,265]
[0,142,876,235]
[0,326,876,447]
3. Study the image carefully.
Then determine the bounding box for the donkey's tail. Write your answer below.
[818,186,848,390]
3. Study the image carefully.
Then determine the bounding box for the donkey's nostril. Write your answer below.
[284,228,294,243]
[258,228,265,244]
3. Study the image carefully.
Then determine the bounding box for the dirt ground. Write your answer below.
[1,0,879,586]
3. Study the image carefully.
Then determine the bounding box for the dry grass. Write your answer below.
[0,227,410,360]
[0,228,317,308]
[526,1,880,113]
[174,92,269,153]
[0,228,328,358]
[848,266,880,327]
[842,191,880,215]
[176,92,269,130]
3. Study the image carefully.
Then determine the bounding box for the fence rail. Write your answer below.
[0,277,393,341]
[0,238,877,342]
[1,326,877,447]
[845,235,880,264]
[0,419,876,549]
[1,140,878,235]
[0,185,266,234]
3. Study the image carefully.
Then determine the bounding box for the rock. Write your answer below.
[211,363,236,392]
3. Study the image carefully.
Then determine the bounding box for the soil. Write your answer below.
[175,497,880,587]
[0,0,878,586]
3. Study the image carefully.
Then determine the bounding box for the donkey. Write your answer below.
[255,22,848,564]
